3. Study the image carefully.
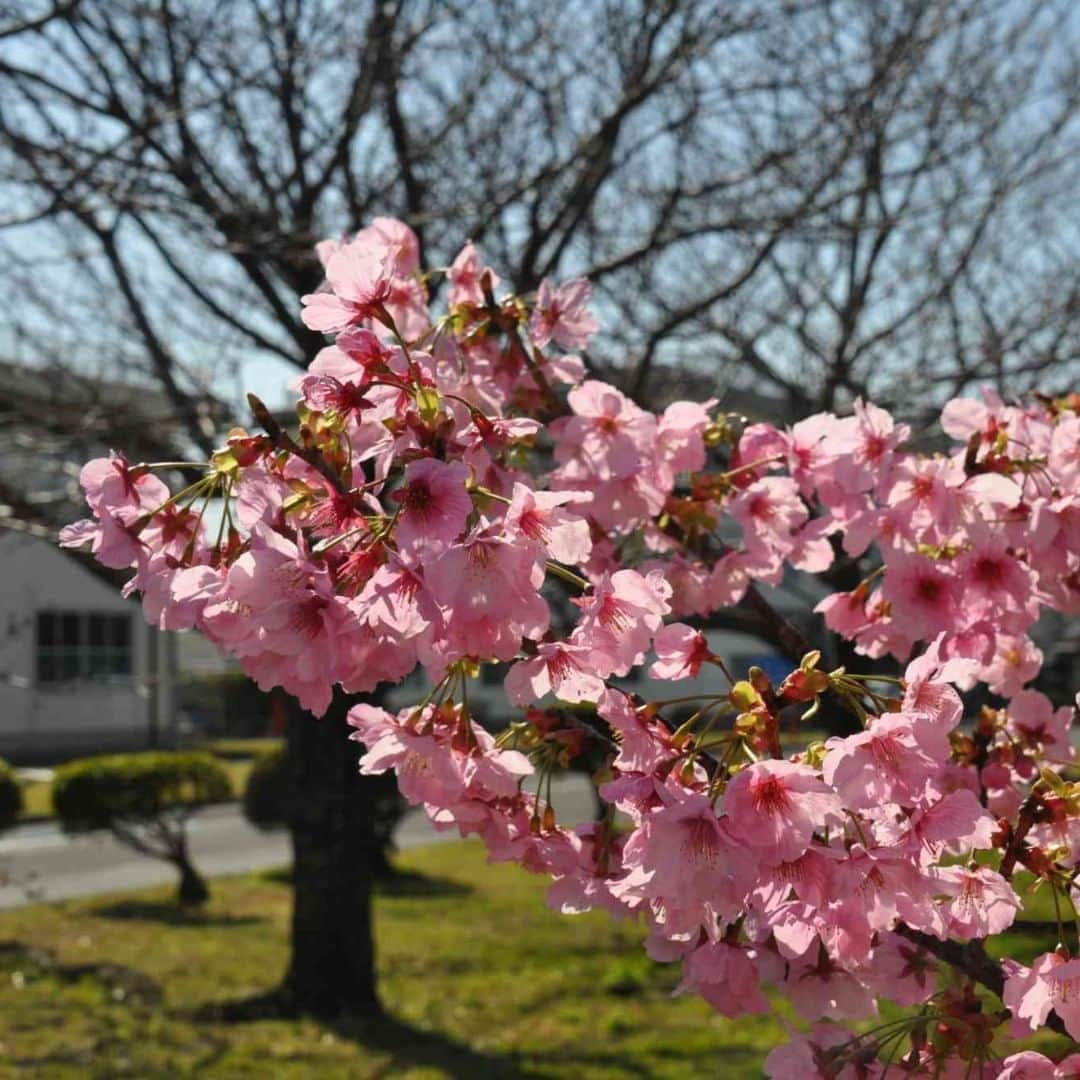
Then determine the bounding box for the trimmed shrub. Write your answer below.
[0,758,22,833]
[243,748,405,874]
[53,752,231,904]
[242,748,288,832]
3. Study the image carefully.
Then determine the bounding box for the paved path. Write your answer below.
[0,774,597,909]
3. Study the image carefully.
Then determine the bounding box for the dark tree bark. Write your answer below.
[175,852,210,906]
[282,689,383,1018]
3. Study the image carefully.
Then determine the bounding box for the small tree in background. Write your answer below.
[53,752,230,905]
[0,758,22,833]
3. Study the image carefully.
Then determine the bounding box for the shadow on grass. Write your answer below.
[327,1011,535,1079]
[0,939,163,1005]
[90,899,263,928]
[375,867,473,898]
[258,864,473,898]
[193,992,537,1079]
[525,1043,766,1079]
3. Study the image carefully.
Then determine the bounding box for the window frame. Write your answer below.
[35,610,134,688]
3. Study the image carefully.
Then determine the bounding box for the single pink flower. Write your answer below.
[656,399,714,475]
[1004,951,1080,1040]
[881,551,959,643]
[956,533,1034,619]
[831,397,909,495]
[300,245,394,333]
[1005,689,1074,756]
[78,452,169,514]
[503,482,592,565]
[597,688,672,773]
[823,713,940,809]
[674,941,769,1017]
[616,792,753,935]
[425,530,549,662]
[982,635,1043,698]
[504,638,606,705]
[393,459,474,554]
[815,587,873,639]
[936,865,1020,939]
[649,623,713,680]
[726,476,808,566]
[863,932,938,1007]
[573,568,670,677]
[529,277,599,350]
[448,241,499,306]
[905,789,998,857]
[552,379,655,480]
[723,761,842,864]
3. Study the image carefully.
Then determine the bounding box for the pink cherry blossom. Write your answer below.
[300,244,394,333]
[881,551,959,643]
[393,458,474,554]
[1004,951,1080,1040]
[649,623,713,680]
[674,941,769,1017]
[529,277,598,350]
[937,865,1020,939]
[823,713,940,809]
[504,638,606,704]
[552,379,655,480]
[61,215,1080,1073]
[572,569,670,677]
[448,241,499,306]
[723,761,842,864]
[503,482,591,564]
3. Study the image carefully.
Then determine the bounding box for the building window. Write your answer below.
[36,611,133,685]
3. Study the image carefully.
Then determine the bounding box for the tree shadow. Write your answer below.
[524,1040,767,1079]
[375,867,473,898]
[258,864,473,898]
[0,939,163,1005]
[191,993,537,1079]
[90,899,263,927]
[326,1011,537,1079]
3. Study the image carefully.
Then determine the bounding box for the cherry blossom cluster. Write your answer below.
[61,216,1080,1075]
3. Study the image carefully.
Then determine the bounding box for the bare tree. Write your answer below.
[0,0,1076,1017]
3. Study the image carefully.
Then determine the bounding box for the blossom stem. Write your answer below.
[719,454,785,481]
[708,654,736,686]
[545,561,590,590]
[649,693,727,708]
[213,474,233,551]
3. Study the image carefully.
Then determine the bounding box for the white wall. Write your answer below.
[0,532,155,760]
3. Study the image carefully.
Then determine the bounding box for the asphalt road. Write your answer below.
[0,774,597,909]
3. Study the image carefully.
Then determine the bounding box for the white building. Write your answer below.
[0,531,176,762]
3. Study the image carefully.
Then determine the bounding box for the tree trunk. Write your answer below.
[175,848,210,906]
[281,688,383,1018]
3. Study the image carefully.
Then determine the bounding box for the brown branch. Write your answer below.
[246,393,353,501]
[895,924,1068,1039]
[0,0,79,40]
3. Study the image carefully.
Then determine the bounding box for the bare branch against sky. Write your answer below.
[0,0,1076,530]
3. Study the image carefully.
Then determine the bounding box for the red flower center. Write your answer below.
[751,775,791,816]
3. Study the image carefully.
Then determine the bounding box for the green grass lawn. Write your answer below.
[0,841,786,1078]
[0,841,1072,1079]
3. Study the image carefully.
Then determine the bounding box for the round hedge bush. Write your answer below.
[52,751,231,833]
[242,748,288,832]
[0,758,22,833]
